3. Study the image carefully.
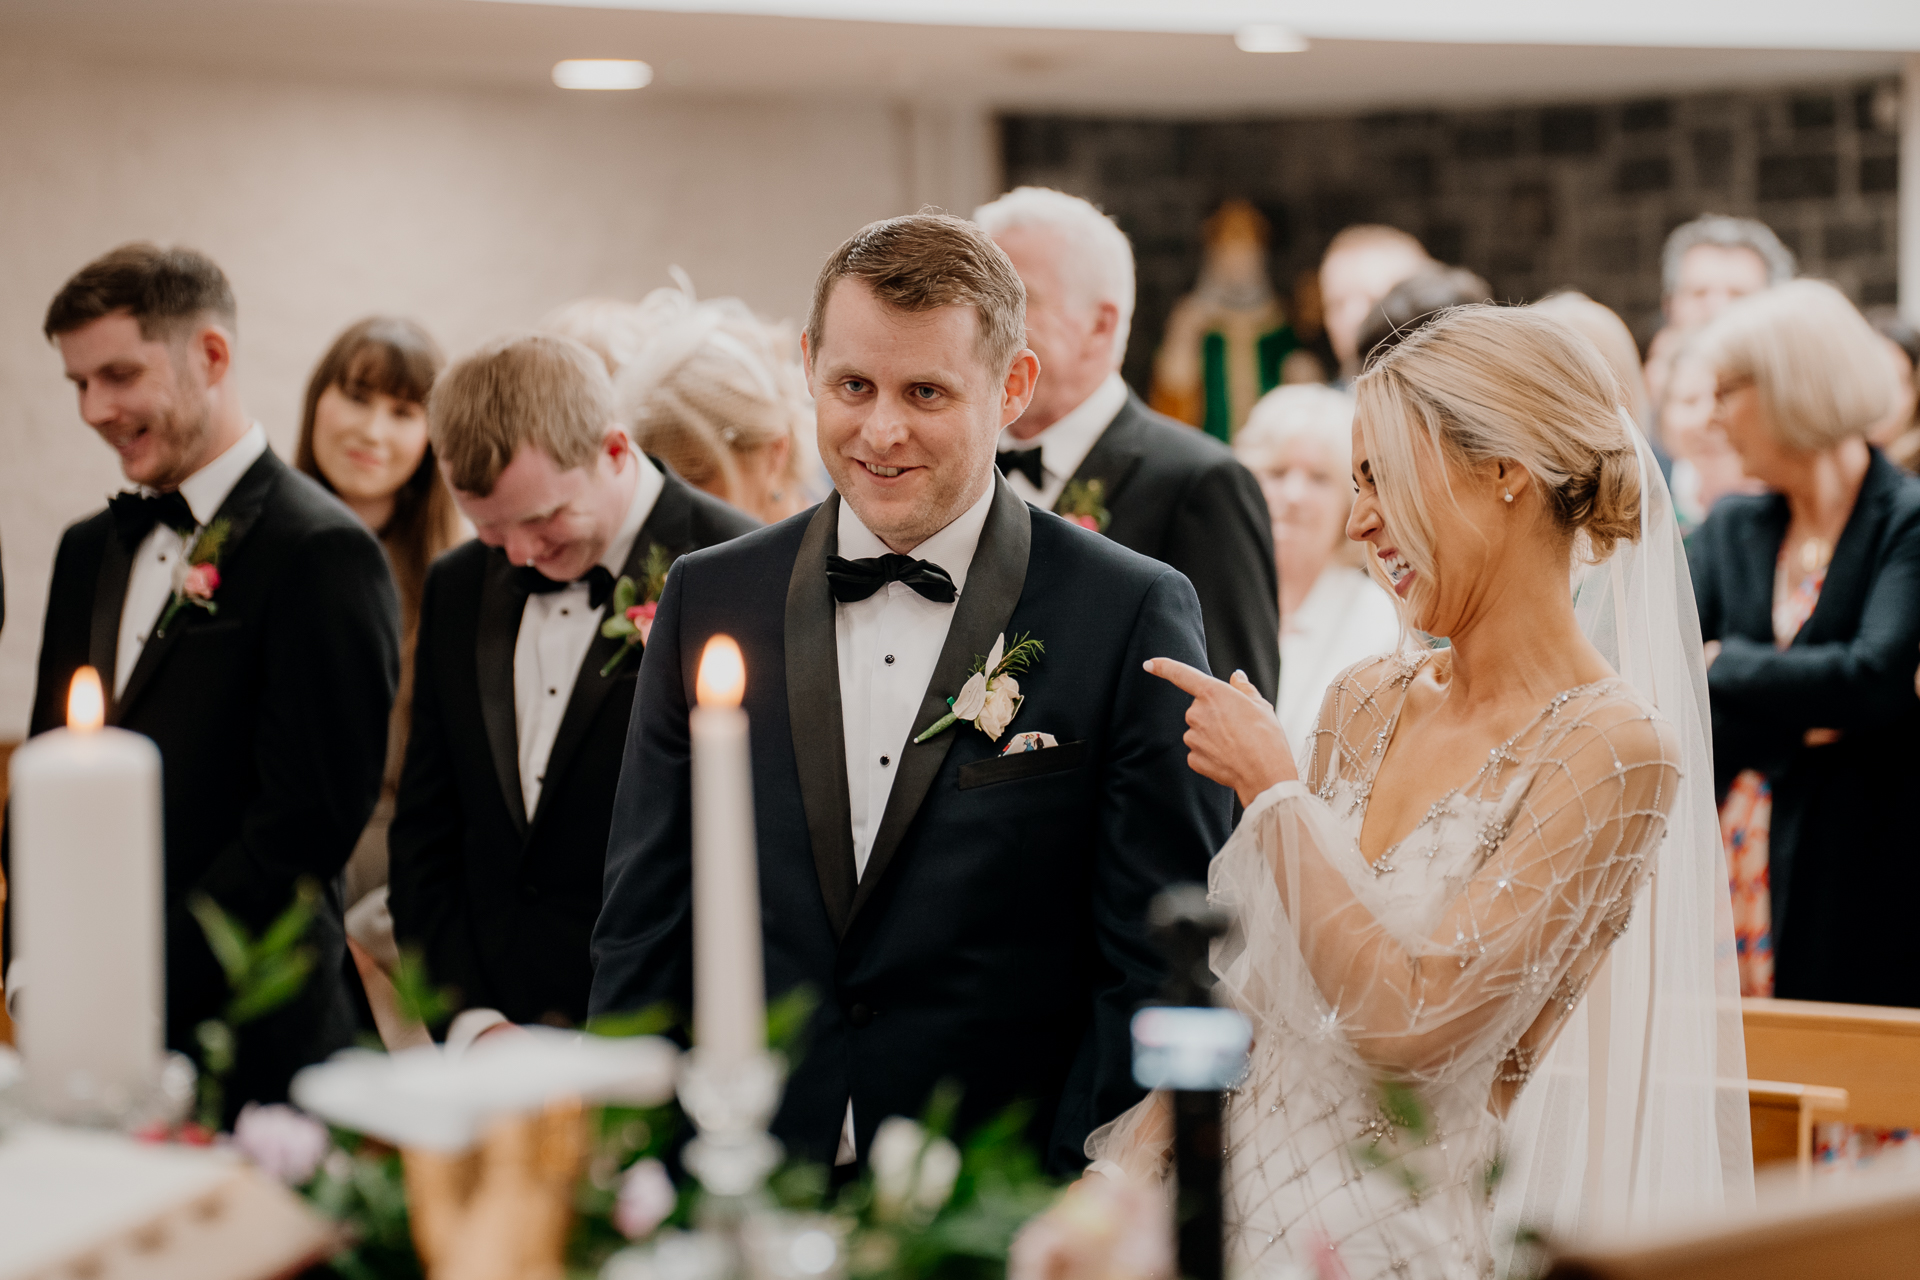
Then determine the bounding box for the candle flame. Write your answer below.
[68,666,105,732]
[696,635,745,709]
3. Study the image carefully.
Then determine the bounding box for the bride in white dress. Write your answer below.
[1086,307,1752,1278]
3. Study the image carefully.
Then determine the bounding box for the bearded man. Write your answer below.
[589,213,1229,1174]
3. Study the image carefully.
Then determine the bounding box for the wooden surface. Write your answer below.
[1747,1080,1849,1177]
[1744,997,1920,1131]
[1545,1174,1920,1280]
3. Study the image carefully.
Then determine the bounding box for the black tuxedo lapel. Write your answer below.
[849,476,1032,926]
[530,474,697,836]
[113,452,279,726]
[476,552,531,839]
[786,497,858,937]
[90,526,134,708]
[1059,396,1145,516]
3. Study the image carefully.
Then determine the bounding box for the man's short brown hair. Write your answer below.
[806,212,1028,376]
[430,332,615,496]
[44,242,237,341]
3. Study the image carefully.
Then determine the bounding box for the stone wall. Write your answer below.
[1001,78,1902,390]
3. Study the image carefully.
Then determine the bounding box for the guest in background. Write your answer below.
[1865,309,1919,471]
[1662,346,1765,534]
[617,283,817,525]
[1643,214,1795,411]
[539,296,650,378]
[295,317,463,916]
[388,333,756,1043]
[1530,290,1654,433]
[1688,279,1919,1006]
[976,186,1280,700]
[1316,225,1434,383]
[1233,385,1400,758]
[1352,266,1493,371]
[11,244,399,1114]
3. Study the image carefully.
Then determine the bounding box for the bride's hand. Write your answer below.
[1145,658,1297,806]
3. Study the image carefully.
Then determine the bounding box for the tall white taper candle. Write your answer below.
[8,667,164,1122]
[690,635,764,1065]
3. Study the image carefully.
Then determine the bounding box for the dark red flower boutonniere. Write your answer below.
[155,519,232,637]
[599,544,675,677]
[1057,479,1111,533]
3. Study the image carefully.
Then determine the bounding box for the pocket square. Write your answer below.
[1001,731,1059,754]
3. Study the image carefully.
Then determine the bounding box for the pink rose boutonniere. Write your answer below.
[1057,479,1111,533]
[155,519,232,637]
[600,544,676,677]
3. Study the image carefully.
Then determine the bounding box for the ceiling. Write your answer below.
[0,0,1908,114]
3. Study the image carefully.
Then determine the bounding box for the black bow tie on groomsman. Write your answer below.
[516,563,618,609]
[108,490,197,546]
[996,446,1046,490]
[826,554,957,604]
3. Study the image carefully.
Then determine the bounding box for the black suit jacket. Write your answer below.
[1060,392,1279,701]
[589,477,1231,1173]
[388,467,758,1027]
[1691,448,1920,1006]
[8,450,399,1111]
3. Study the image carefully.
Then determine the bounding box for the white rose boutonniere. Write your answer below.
[913,632,1044,744]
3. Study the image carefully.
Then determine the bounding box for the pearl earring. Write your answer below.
[1503,490,1514,503]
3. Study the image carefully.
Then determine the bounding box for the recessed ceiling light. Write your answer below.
[1233,24,1309,53]
[552,59,654,90]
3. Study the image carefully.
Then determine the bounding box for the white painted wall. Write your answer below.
[0,50,993,736]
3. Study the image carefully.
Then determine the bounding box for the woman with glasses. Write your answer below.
[1688,279,1920,1005]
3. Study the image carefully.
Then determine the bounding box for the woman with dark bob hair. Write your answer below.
[295,317,464,921]
[1689,279,1920,1006]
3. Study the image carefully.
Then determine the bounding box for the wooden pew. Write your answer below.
[1744,997,1920,1133]
[1747,1079,1849,1179]
[1544,1172,1920,1280]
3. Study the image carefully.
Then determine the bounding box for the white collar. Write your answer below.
[836,475,996,596]
[173,423,269,526]
[599,453,665,576]
[998,371,1128,481]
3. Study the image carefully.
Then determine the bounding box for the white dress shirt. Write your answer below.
[115,424,269,698]
[995,371,1129,510]
[512,457,664,817]
[834,482,994,878]
[829,479,994,1164]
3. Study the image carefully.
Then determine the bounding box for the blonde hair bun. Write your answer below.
[1355,305,1644,587]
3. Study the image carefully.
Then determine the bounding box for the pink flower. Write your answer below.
[1072,515,1100,532]
[1010,1174,1172,1280]
[630,600,659,644]
[233,1103,330,1184]
[614,1157,677,1240]
[183,562,220,600]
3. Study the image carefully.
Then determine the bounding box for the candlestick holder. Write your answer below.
[0,1047,196,1135]
[676,1048,784,1203]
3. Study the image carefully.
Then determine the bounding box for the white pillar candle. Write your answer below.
[690,635,764,1065]
[8,667,164,1123]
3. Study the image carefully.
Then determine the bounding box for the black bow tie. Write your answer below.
[996,447,1046,490]
[108,490,197,547]
[516,563,617,609]
[826,553,957,604]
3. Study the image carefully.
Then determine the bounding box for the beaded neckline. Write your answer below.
[1350,656,1623,875]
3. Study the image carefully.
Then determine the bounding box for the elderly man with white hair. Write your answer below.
[976,187,1280,700]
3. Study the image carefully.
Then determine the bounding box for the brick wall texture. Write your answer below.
[1000,79,1902,391]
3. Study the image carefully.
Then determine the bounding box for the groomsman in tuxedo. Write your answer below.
[388,334,756,1040]
[591,213,1230,1173]
[9,244,400,1112]
[975,188,1281,700]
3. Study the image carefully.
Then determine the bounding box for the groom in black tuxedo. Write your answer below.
[590,213,1231,1173]
[7,244,399,1113]
[388,334,757,1039]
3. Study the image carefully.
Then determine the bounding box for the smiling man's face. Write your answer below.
[58,310,219,491]
[806,278,1036,552]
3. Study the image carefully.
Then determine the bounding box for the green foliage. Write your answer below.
[187,880,321,1127]
[389,946,456,1030]
[188,518,232,567]
[304,1134,423,1280]
[766,985,819,1061]
[566,1102,685,1277]
[584,1003,679,1040]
